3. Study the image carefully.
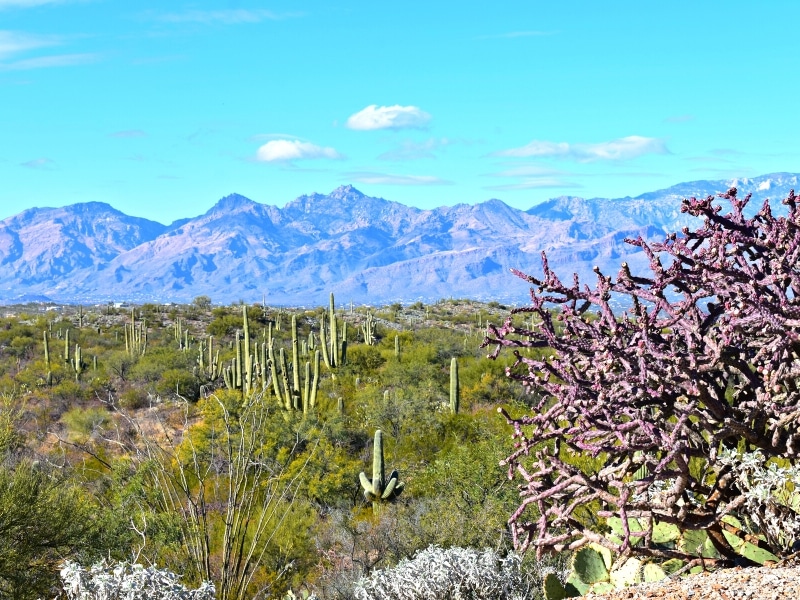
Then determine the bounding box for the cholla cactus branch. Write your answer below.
[484,188,800,561]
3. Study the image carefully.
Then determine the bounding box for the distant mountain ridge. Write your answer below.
[1,173,797,306]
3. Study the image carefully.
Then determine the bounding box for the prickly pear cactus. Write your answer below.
[543,545,668,599]
[565,546,609,594]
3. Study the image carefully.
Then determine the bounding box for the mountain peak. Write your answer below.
[328,184,366,200]
[206,193,258,215]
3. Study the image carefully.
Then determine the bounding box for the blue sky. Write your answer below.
[2,1,799,224]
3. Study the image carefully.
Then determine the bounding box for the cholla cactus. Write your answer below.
[354,545,540,600]
[59,560,215,600]
[484,188,800,562]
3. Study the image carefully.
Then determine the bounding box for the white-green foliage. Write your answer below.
[59,561,215,600]
[353,545,542,600]
[717,448,800,553]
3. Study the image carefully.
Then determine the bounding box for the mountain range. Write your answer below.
[1,173,798,306]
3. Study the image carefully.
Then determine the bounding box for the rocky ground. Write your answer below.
[583,565,800,599]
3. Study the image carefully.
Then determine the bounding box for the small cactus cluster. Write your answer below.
[196,335,222,381]
[70,343,86,381]
[221,306,321,412]
[268,314,320,412]
[361,312,376,345]
[174,317,193,351]
[125,307,147,356]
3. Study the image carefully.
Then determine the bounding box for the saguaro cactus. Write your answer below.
[361,313,376,345]
[125,308,147,356]
[320,292,347,370]
[359,429,404,513]
[242,305,252,395]
[71,344,85,381]
[43,330,52,385]
[450,357,460,414]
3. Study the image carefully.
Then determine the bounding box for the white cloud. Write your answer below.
[346,105,431,131]
[495,136,667,162]
[256,140,342,162]
[158,9,293,25]
[576,136,667,160]
[346,171,452,186]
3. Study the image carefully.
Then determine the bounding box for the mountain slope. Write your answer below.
[1,173,797,305]
[0,202,166,290]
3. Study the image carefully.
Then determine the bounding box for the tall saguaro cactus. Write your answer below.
[71,344,85,381]
[43,330,52,385]
[242,305,252,395]
[320,292,347,370]
[450,357,460,414]
[359,429,404,514]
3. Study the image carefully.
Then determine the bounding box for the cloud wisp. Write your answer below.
[664,114,694,123]
[157,9,297,25]
[0,0,65,8]
[20,157,55,169]
[484,179,582,192]
[0,30,97,71]
[377,137,470,161]
[483,166,580,191]
[476,30,555,40]
[346,105,431,131]
[256,140,342,162]
[0,30,58,59]
[0,52,96,70]
[345,171,452,186]
[495,135,668,162]
[486,165,569,178]
[109,130,147,138]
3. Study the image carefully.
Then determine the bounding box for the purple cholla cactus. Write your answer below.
[483,188,800,562]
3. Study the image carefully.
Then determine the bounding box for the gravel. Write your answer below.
[582,566,800,599]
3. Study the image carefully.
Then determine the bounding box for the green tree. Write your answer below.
[193,295,213,310]
[0,462,96,600]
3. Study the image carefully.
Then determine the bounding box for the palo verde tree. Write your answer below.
[484,188,800,565]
